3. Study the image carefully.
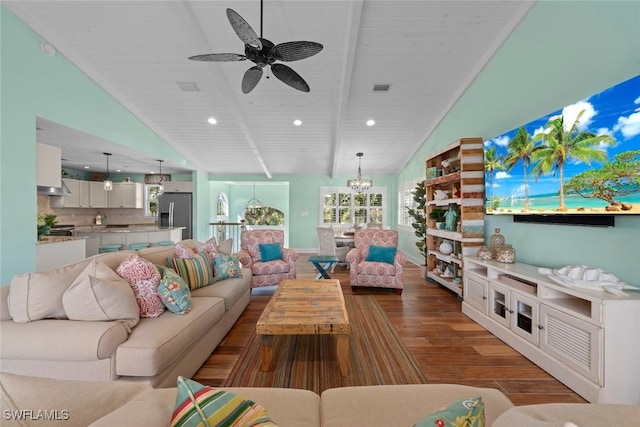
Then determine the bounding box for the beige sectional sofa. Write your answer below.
[2,373,639,427]
[0,240,251,388]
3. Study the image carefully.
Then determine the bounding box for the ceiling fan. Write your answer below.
[188,0,323,93]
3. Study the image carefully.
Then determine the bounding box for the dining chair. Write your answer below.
[317,227,349,272]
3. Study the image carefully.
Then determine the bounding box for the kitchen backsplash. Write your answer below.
[38,194,157,226]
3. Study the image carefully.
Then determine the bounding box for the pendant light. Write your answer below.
[347,152,372,193]
[156,160,164,195]
[103,153,113,191]
[245,182,262,213]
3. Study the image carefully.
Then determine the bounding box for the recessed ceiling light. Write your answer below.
[293,119,302,126]
[207,117,217,125]
[366,119,375,126]
[84,166,90,169]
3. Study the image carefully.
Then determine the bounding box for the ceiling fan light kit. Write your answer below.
[347,152,372,193]
[188,0,322,93]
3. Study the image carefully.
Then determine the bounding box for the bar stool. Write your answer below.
[129,242,150,251]
[155,241,174,247]
[98,244,121,253]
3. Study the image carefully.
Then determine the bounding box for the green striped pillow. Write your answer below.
[171,376,278,427]
[166,252,213,290]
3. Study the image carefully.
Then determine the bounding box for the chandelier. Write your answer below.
[347,152,372,193]
[103,153,113,191]
[245,182,262,212]
[156,160,165,195]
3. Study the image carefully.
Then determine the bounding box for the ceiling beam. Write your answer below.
[330,0,363,179]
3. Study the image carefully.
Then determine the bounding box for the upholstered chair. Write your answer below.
[238,229,299,289]
[317,227,349,272]
[346,229,406,294]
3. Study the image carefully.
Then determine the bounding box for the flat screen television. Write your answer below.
[484,74,640,226]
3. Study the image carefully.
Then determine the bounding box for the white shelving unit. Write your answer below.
[463,257,640,404]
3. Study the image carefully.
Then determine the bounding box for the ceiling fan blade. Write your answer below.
[242,66,263,94]
[271,63,310,92]
[272,41,323,62]
[226,8,262,51]
[188,53,246,62]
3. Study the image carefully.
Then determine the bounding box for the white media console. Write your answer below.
[462,257,640,404]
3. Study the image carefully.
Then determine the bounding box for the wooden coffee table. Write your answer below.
[256,279,350,376]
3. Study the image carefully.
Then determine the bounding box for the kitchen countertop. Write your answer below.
[74,225,185,233]
[37,236,86,245]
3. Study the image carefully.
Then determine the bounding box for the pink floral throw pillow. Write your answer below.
[175,244,197,259]
[196,237,218,257]
[116,254,165,318]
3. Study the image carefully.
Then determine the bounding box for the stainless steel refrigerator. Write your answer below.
[158,192,192,239]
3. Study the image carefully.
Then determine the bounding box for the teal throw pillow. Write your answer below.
[157,266,192,314]
[365,245,396,264]
[212,253,243,282]
[414,397,485,427]
[259,243,283,262]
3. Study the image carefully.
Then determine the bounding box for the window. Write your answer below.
[144,185,162,217]
[398,180,420,231]
[216,192,229,220]
[320,187,386,226]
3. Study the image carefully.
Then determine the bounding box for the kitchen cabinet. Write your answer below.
[162,181,192,193]
[51,179,90,208]
[425,138,485,298]
[463,257,640,404]
[36,238,86,271]
[89,181,107,208]
[36,142,61,188]
[108,182,143,208]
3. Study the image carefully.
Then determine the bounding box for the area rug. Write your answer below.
[223,295,427,394]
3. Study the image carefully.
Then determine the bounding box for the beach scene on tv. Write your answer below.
[484,74,640,215]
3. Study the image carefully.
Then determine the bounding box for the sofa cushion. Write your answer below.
[175,244,197,259]
[492,403,640,427]
[414,396,484,427]
[171,377,277,427]
[157,266,192,315]
[251,260,290,276]
[197,237,218,256]
[0,319,129,361]
[190,269,251,311]
[116,254,164,318]
[212,253,242,281]
[62,260,139,330]
[115,297,225,377]
[166,252,214,290]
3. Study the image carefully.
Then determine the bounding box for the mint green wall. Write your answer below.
[397,1,640,284]
[0,8,199,283]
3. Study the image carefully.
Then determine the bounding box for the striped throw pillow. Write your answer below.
[166,252,213,290]
[171,376,278,427]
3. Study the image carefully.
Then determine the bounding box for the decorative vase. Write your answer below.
[477,246,492,260]
[489,228,506,257]
[496,244,516,263]
[37,226,50,241]
[439,240,454,255]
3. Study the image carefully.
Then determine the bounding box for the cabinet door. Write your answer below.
[121,182,143,208]
[78,181,90,207]
[539,305,602,385]
[108,183,124,207]
[488,282,510,327]
[464,273,488,314]
[89,182,107,208]
[510,292,539,345]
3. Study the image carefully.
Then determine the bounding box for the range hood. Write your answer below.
[37,180,72,196]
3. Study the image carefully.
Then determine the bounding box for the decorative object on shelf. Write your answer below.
[433,189,449,200]
[347,152,372,193]
[495,243,516,264]
[102,152,113,191]
[540,265,639,296]
[439,240,454,255]
[406,181,427,277]
[426,166,438,179]
[477,245,492,260]
[488,228,506,257]
[444,205,458,231]
[452,185,461,198]
[428,207,446,230]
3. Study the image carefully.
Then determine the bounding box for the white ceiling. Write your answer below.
[7,0,534,178]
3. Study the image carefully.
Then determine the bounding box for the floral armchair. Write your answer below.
[238,229,299,289]
[346,229,406,294]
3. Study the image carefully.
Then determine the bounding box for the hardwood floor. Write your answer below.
[194,255,586,406]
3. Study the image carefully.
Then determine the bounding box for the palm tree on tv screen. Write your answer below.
[484,146,504,210]
[531,109,615,211]
[504,127,535,211]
